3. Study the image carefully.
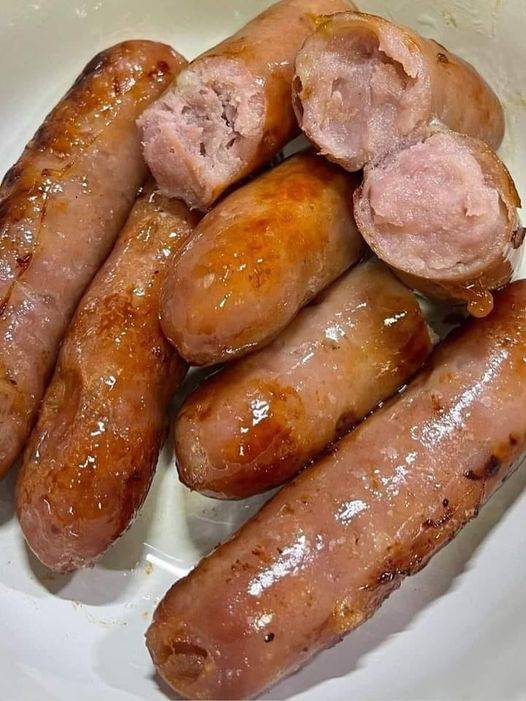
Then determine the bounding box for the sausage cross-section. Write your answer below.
[161,151,364,366]
[16,183,198,572]
[174,259,433,498]
[353,129,522,316]
[293,11,505,171]
[0,41,186,478]
[139,0,355,210]
[147,280,526,700]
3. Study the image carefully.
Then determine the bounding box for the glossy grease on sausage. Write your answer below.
[139,0,355,210]
[16,183,198,572]
[0,41,186,478]
[160,152,364,366]
[175,259,432,498]
[147,281,526,700]
[293,11,505,170]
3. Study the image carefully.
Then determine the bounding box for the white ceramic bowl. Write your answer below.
[1,2,525,700]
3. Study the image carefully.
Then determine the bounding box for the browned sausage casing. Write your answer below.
[0,41,186,479]
[139,0,355,210]
[353,129,522,317]
[175,259,432,498]
[160,152,364,366]
[16,182,198,573]
[147,280,526,700]
[293,12,505,171]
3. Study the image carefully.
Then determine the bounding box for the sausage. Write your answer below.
[15,182,198,573]
[293,11,505,171]
[146,280,526,700]
[0,41,186,479]
[160,151,364,366]
[138,0,355,210]
[174,259,433,498]
[353,128,523,317]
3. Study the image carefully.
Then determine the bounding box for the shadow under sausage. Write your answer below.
[170,364,223,417]
[264,463,526,700]
[23,538,150,606]
[22,542,75,596]
[182,486,275,559]
[0,459,20,528]
[98,442,176,573]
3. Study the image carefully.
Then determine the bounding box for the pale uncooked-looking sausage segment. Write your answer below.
[0,40,186,479]
[293,12,505,171]
[139,0,355,210]
[147,281,526,700]
[16,182,199,573]
[174,259,432,498]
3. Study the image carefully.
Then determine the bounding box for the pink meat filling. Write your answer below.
[366,132,506,276]
[138,58,264,209]
[296,25,428,170]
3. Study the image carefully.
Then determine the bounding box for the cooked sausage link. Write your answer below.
[161,151,364,366]
[174,259,432,498]
[147,280,526,700]
[0,41,186,478]
[16,182,198,572]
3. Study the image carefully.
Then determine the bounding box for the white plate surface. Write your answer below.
[1,1,526,700]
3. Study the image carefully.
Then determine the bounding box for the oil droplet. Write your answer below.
[467,291,494,318]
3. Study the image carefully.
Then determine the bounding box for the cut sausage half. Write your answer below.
[139,58,266,210]
[139,0,354,210]
[354,129,522,316]
[293,12,505,171]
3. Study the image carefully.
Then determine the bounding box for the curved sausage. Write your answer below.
[139,0,355,210]
[0,41,186,479]
[16,182,198,573]
[160,151,364,366]
[147,280,526,700]
[353,129,522,317]
[293,11,505,171]
[174,259,433,498]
